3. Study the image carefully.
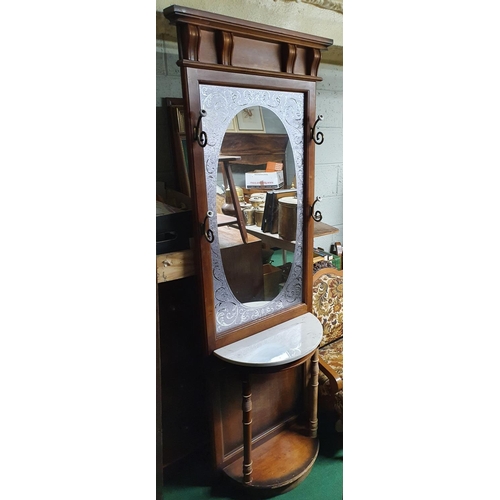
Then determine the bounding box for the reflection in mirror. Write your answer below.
[217,107,295,304]
[199,85,305,336]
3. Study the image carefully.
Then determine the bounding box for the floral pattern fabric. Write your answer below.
[312,272,343,348]
[319,338,343,378]
[313,268,344,422]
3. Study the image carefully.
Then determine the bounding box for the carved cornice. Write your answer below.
[164,5,332,80]
[274,0,343,15]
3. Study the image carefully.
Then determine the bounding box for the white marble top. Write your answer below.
[213,313,323,367]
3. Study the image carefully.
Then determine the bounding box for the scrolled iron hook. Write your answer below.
[311,196,323,222]
[202,210,214,243]
[194,109,208,147]
[311,114,324,145]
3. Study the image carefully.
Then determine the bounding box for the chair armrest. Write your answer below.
[318,355,343,393]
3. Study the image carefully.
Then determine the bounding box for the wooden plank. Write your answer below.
[217,213,237,227]
[219,225,261,249]
[313,221,339,238]
[246,225,296,253]
[223,428,318,488]
[156,250,194,283]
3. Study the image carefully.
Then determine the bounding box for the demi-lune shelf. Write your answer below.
[213,312,323,367]
[223,427,318,491]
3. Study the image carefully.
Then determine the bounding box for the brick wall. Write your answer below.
[156,40,343,248]
[315,63,343,250]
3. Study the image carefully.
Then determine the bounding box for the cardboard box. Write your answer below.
[245,170,284,189]
[266,161,283,171]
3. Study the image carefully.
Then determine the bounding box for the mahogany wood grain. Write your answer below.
[242,378,253,483]
[223,428,318,489]
[176,60,325,82]
[210,360,303,465]
[164,5,332,50]
[221,133,289,168]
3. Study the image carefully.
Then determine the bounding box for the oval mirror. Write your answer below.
[216,106,296,306]
[199,85,305,336]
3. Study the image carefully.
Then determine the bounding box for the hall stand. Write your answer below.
[156,284,162,500]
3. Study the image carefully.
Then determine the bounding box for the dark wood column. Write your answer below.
[242,377,253,483]
[309,349,319,438]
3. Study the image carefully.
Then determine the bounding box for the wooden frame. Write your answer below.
[164,97,190,197]
[187,72,317,352]
[175,107,185,134]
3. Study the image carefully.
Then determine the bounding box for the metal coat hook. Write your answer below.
[311,196,323,222]
[311,115,324,145]
[194,109,208,147]
[202,210,214,243]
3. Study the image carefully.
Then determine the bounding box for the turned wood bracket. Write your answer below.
[311,196,323,222]
[311,114,324,145]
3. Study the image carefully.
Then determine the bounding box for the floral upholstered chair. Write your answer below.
[312,264,343,431]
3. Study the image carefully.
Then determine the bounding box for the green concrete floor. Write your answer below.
[162,411,342,500]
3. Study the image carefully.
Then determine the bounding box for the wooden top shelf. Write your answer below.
[213,313,322,367]
[313,221,340,238]
[217,213,237,227]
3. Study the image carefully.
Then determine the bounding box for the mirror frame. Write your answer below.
[200,86,305,336]
[164,5,332,354]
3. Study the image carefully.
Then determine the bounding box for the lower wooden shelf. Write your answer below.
[223,427,318,491]
[156,249,194,283]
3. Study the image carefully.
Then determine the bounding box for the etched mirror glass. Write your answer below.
[200,85,304,336]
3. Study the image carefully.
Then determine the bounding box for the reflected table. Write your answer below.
[244,220,340,264]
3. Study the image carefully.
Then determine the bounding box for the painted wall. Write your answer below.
[314,63,343,250]
[156,3,343,248]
